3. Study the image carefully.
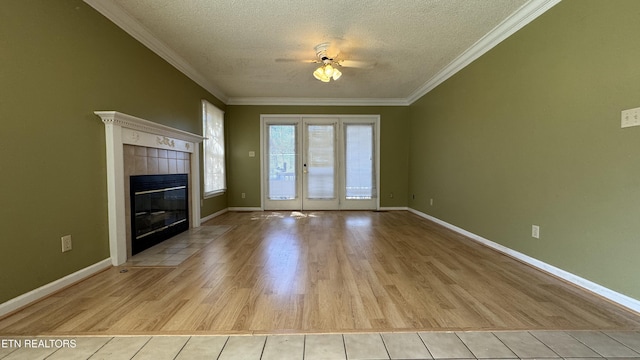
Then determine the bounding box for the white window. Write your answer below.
[202,100,226,197]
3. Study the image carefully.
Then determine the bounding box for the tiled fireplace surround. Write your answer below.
[96,111,204,265]
[123,145,192,258]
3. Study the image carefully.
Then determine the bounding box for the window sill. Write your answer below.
[203,190,226,199]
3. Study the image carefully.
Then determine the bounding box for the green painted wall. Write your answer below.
[0,0,226,303]
[408,0,640,299]
[225,106,409,208]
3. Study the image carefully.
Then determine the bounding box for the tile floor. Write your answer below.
[126,225,234,267]
[1,331,639,360]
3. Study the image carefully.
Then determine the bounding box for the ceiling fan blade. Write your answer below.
[275,58,318,63]
[339,60,375,69]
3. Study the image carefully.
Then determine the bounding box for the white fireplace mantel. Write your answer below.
[95,111,205,266]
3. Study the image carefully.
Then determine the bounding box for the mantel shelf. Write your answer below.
[94,111,205,143]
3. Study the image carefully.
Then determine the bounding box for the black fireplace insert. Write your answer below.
[130,174,189,255]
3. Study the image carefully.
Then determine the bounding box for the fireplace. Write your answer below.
[96,111,204,265]
[130,174,189,254]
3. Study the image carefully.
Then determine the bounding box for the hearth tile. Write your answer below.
[127,225,235,267]
[156,248,182,255]
[135,254,172,263]
[164,243,190,250]
[128,258,161,265]
[158,259,183,266]
[167,254,193,262]
[176,247,201,255]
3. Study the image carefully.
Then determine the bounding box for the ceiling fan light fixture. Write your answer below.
[313,66,330,82]
[313,64,340,82]
[332,67,342,80]
[324,64,334,77]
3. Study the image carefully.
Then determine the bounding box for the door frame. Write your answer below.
[260,114,380,211]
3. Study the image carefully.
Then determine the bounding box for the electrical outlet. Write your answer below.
[430,198,434,206]
[61,235,72,252]
[531,225,540,239]
[389,192,394,198]
[241,192,246,199]
[621,107,640,128]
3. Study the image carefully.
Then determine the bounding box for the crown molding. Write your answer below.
[226,97,410,107]
[406,0,562,105]
[83,0,229,104]
[85,0,559,107]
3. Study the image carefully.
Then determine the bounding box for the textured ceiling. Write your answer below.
[87,0,557,105]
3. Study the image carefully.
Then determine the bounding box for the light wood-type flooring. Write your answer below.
[1,211,639,336]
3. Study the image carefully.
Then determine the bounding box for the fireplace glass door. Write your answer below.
[130,174,189,254]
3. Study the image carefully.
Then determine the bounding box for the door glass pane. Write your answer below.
[345,124,374,199]
[307,124,335,199]
[268,125,296,200]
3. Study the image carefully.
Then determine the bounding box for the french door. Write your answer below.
[262,115,379,210]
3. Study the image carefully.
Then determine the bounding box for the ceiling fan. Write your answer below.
[277,42,375,82]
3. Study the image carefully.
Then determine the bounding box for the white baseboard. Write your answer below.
[408,208,640,314]
[0,258,112,318]
[200,208,228,223]
[224,207,410,212]
[378,207,409,211]
[228,207,263,212]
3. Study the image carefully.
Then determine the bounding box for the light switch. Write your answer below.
[248,151,256,157]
